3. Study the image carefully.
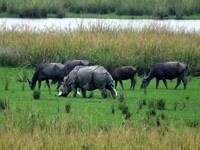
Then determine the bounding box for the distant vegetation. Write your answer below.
[0,0,200,19]
[0,26,200,75]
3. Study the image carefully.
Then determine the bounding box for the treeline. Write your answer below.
[0,0,200,18]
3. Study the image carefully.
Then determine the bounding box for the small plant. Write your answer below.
[0,99,9,110]
[138,100,143,110]
[148,100,156,109]
[160,111,165,120]
[118,91,125,103]
[4,78,9,91]
[125,111,132,120]
[111,105,115,114]
[33,90,41,100]
[156,117,161,127]
[174,101,178,111]
[121,105,129,115]
[65,103,71,113]
[157,99,166,110]
[146,109,156,117]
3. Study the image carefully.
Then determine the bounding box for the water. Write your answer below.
[0,18,200,33]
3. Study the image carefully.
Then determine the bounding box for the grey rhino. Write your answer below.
[58,65,117,99]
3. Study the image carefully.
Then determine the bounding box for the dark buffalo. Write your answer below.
[141,61,189,89]
[51,59,92,84]
[63,59,93,74]
[27,63,67,92]
[111,66,137,90]
[58,65,117,99]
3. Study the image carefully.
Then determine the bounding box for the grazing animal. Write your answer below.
[141,61,189,89]
[51,59,92,84]
[27,63,68,92]
[111,66,137,90]
[58,65,117,99]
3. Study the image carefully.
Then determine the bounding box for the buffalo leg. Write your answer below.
[119,80,124,90]
[115,80,118,89]
[100,88,107,98]
[156,79,159,89]
[81,88,87,98]
[46,79,51,94]
[174,78,181,89]
[130,78,136,90]
[182,78,187,90]
[162,79,168,89]
[56,81,62,92]
[38,80,41,90]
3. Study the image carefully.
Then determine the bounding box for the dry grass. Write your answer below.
[0,123,200,149]
[0,25,200,73]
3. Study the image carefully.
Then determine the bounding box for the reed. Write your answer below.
[0,25,200,74]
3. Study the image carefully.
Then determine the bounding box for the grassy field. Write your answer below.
[0,67,200,149]
[0,24,200,148]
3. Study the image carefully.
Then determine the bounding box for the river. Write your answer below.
[0,18,200,33]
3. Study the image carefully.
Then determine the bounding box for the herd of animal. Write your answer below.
[27,60,189,99]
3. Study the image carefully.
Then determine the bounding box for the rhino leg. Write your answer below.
[81,88,87,98]
[100,88,107,99]
[45,79,51,94]
[130,78,136,90]
[71,84,78,97]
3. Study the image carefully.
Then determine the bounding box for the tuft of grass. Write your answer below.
[4,78,9,91]
[157,99,166,110]
[174,101,178,111]
[65,103,71,113]
[0,99,9,110]
[33,90,41,100]
[111,105,115,114]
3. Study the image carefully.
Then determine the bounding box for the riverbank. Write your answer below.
[1,12,200,20]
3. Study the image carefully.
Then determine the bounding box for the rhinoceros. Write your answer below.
[58,65,117,99]
[141,61,189,89]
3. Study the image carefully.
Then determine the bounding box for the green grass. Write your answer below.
[0,67,200,149]
[0,67,199,126]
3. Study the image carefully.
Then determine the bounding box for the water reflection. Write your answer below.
[0,18,199,33]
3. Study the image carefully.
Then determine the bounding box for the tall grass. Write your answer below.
[0,107,200,149]
[0,25,199,74]
[0,0,200,18]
